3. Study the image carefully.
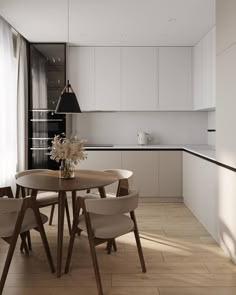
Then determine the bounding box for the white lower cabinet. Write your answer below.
[121,151,158,197]
[79,150,182,198]
[78,151,122,170]
[78,151,122,194]
[158,151,182,197]
[182,152,217,240]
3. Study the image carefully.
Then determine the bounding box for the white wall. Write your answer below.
[208,110,216,146]
[216,0,236,263]
[72,111,208,145]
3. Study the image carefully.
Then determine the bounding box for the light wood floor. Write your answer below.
[1,202,236,295]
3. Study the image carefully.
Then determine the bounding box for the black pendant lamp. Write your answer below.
[55,0,81,114]
[55,80,81,113]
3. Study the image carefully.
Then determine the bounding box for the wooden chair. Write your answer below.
[85,169,133,254]
[65,190,146,295]
[15,169,72,242]
[0,186,55,294]
[86,169,133,198]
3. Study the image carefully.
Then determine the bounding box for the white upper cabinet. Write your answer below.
[121,47,157,111]
[69,47,95,111]
[158,47,193,111]
[193,28,216,110]
[95,47,121,110]
[69,46,194,111]
[211,27,216,108]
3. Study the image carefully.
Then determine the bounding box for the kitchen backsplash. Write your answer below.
[72,111,208,145]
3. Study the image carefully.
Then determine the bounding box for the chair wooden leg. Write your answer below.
[112,240,117,252]
[133,229,146,273]
[49,205,55,226]
[20,231,32,252]
[20,233,29,255]
[65,225,77,273]
[131,212,146,273]
[106,239,117,254]
[88,235,103,295]
[31,191,55,274]
[20,238,24,253]
[26,231,32,251]
[106,240,112,255]
[65,196,81,273]
[34,223,55,273]
[0,235,19,294]
[65,198,72,235]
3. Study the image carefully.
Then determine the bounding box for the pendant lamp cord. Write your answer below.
[67,0,70,44]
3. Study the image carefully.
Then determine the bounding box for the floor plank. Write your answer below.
[1,202,235,295]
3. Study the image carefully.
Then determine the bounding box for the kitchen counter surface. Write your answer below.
[85,144,216,160]
[84,144,236,172]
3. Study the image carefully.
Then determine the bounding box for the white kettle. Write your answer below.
[137,131,149,145]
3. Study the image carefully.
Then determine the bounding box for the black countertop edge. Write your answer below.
[84,148,183,151]
[84,147,236,173]
[183,149,236,173]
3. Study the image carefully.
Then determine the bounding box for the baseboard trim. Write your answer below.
[139,197,183,203]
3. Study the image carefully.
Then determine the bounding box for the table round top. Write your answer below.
[16,170,118,192]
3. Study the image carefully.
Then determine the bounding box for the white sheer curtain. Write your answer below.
[16,35,28,172]
[0,16,17,187]
[0,17,28,187]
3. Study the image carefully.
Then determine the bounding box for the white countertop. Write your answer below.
[84,144,216,161]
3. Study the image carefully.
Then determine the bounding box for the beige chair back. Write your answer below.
[0,198,23,214]
[103,169,133,197]
[84,190,139,215]
[104,169,133,180]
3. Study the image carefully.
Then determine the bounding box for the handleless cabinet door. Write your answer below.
[95,47,121,110]
[77,150,122,194]
[193,27,216,110]
[193,41,203,109]
[183,152,217,240]
[78,151,122,170]
[121,151,158,197]
[121,47,158,111]
[69,47,95,111]
[211,27,216,108]
[159,47,192,110]
[158,151,182,197]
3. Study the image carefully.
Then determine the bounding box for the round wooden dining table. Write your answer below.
[15,169,119,277]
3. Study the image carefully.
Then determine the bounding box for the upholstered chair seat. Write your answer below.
[78,213,134,239]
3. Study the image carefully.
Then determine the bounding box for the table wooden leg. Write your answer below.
[57,191,66,277]
[72,191,76,218]
[98,187,106,198]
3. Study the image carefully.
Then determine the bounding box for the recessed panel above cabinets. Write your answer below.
[69,46,193,111]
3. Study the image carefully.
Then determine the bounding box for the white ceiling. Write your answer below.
[0,0,215,46]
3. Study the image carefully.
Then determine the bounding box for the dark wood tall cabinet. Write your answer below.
[28,43,66,169]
